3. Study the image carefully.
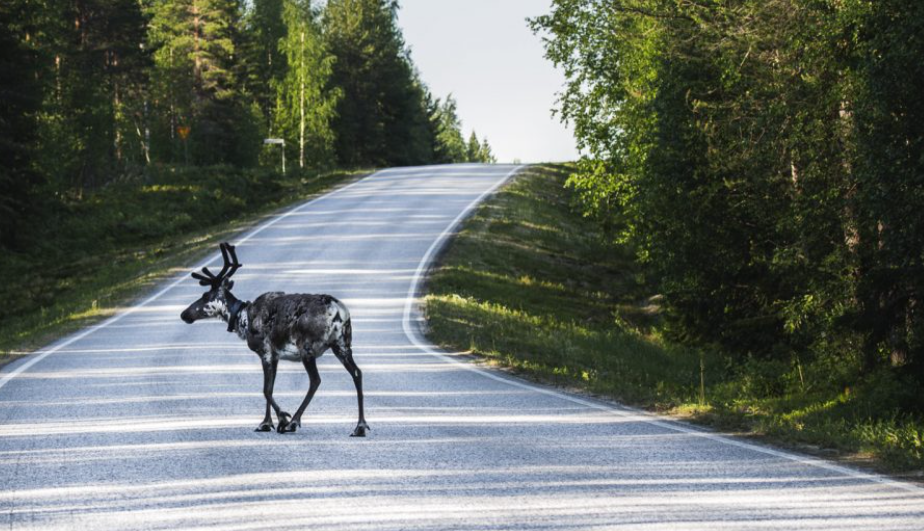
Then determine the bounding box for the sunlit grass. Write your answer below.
[425,165,712,408]
[424,164,924,475]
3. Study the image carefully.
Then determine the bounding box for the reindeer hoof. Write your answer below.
[255,421,274,432]
[350,422,370,437]
[276,412,292,433]
[280,419,301,433]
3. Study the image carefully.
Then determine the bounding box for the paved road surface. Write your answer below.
[1,164,923,530]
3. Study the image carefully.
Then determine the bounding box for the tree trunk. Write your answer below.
[299,30,305,169]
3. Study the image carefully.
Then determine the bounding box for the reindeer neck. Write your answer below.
[226,295,250,336]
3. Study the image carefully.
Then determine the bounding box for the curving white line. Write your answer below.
[0,171,381,393]
[400,165,924,494]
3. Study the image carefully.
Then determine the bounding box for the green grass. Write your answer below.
[0,165,370,363]
[424,163,924,477]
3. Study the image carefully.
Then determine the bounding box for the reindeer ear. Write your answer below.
[223,279,234,290]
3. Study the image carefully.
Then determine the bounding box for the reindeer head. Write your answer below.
[180,243,243,324]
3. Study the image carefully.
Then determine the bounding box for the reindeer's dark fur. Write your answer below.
[180,243,369,437]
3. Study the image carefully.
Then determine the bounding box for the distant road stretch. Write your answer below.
[1,164,923,530]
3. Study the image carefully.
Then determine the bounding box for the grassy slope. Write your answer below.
[0,166,369,364]
[424,164,924,477]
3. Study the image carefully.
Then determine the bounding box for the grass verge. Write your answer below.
[424,163,924,478]
[0,165,370,365]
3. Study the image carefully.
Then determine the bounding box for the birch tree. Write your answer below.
[275,0,338,168]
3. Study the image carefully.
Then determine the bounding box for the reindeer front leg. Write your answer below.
[256,355,290,432]
[255,360,275,432]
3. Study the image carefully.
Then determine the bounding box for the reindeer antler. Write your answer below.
[192,243,243,288]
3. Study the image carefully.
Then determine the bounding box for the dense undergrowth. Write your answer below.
[425,164,924,475]
[0,165,363,357]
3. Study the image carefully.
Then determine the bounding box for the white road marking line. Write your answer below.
[0,171,378,393]
[399,165,924,495]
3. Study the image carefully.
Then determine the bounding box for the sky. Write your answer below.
[396,0,580,163]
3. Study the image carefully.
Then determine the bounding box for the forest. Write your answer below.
[0,0,495,250]
[532,0,924,445]
[0,0,499,356]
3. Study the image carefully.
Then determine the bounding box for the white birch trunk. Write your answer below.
[299,30,305,169]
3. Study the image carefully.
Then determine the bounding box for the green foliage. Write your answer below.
[241,0,287,132]
[148,0,259,166]
[466,132,480,163]
[32,0,150,191]
[478,136,496,164]
[323,0,433,166]
[464,130,495,163]
[3,0,483,209]
[527,1,924,469]
[0,164,362,356]
[431,95,466,163]
[0,0,43,248]
[844,0,924,375]
[426,97,495,164]
[0,0,493,351]
[427,165,715,406]
[427,165,924,473]
[532,1,924,387]
[275,0,339,168]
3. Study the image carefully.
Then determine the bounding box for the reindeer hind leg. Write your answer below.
[332,330,368,437]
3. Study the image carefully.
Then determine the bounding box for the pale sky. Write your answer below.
[397,0,579,163]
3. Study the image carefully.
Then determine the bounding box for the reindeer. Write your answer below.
[180,243,369,437]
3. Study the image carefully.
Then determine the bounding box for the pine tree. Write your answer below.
[241,0,286,133]
[0,0,43,248]
[466,131,480,162]
[275,0,338,168]
[34,0,149,192]
[431,95,465,163]
[479,136,495,163]
[462,130,495,163]
[324,0,433,166]
[148,0,191,163]
[423,89,442,160]
[148,0,256,165]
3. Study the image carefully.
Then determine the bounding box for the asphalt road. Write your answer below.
[1,164,923,530]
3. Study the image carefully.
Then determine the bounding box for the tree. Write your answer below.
[241,0,287,133]
[148,0,257,165]
[323,0,432,166]
[479,136,495,163]
[466,131,481,162]
[275,0,339,168]
[531,1,842,357]
[431,95,465,163]
[532,0,924,383]
[33,0,149,193]
[843,0,924,375]
[465,130,495,163]
[0,0,43,248]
